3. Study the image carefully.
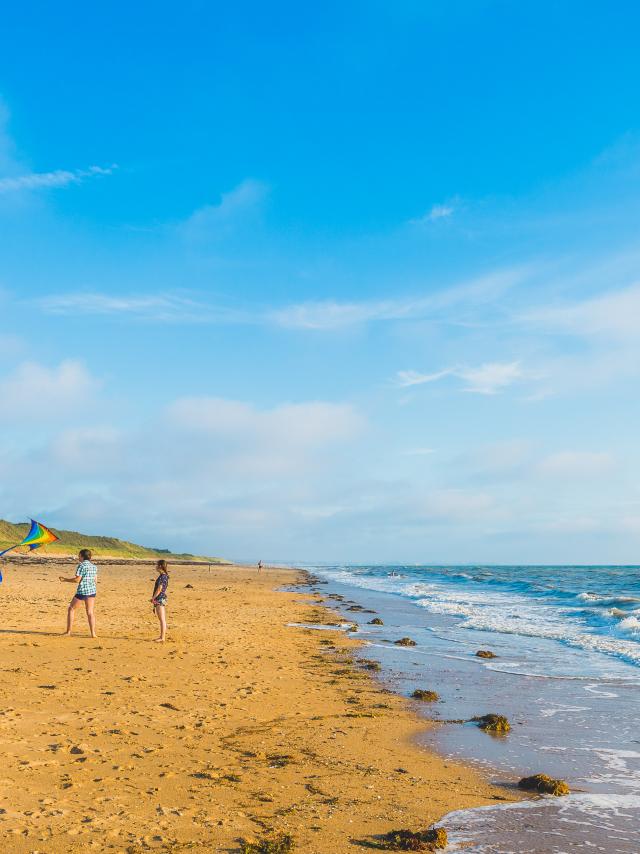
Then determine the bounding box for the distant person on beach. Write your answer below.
[151,559,169,642]
[59,549,98,638]
[257,560,263,572]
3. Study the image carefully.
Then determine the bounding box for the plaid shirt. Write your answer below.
[76,560,98,595]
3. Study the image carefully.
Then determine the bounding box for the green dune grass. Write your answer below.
[0,520,223,562]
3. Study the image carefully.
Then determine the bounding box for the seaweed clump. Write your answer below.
[358,658,382,672]
[411,689,439,702]
[394,637,417,647]
[475,649,496,658]
[380,826,448,851]
[473,714,510,733]
[518,773,570,796]
[369,617,384,625]
[240,832,295,854]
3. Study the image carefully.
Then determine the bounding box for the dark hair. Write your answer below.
[157,559,168,573]
[79,548,92,561]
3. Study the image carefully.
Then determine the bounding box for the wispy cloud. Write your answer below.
[0,359,100,420]
[409,199,457,226]
[36,292,249,324]
[33,268,525,330]
[0,164,117,194]
[460,361,524,394]
[524,282,640,340]
[270,298,417,330]
[396,369,453,387]
[271,268,523,330]
[179,179,269,242]
[536,450,615,479]
[396,361,524,395]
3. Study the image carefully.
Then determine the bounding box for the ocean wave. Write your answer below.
[412,595,640,666]
[578,592,640,606]
[312,564,640,668]
[442,793,640,853]
[618,616,640,634]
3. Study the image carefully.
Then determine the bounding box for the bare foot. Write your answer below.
[62,632,72,637]
[91,634,98,639]
[153,638,165,643]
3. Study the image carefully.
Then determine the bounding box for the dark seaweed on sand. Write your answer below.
[240,832,295,853]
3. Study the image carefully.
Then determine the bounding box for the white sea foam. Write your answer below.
[314,566,640,668]
[442,793,640,852]
[619,615,640,633]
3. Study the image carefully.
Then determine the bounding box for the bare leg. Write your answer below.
[64,597,81,635]
[85,597,97,638]
[154,605,167,642]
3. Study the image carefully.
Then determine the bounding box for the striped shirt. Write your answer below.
[76,560,98,595]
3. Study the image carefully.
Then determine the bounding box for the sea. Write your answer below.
[302,564,640,853]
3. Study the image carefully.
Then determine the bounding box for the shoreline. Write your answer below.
[305,566,640,853]
[0,561,515,852]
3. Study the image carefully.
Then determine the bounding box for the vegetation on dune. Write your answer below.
[518,773,570,796]
[0,519,222,562]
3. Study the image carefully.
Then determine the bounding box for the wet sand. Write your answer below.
[0,562,513,852]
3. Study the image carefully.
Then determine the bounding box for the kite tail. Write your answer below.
[0,543,17,581]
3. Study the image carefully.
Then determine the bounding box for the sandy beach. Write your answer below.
[0,561,512,852]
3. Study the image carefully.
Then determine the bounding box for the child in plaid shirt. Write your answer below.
[59,548,98,638]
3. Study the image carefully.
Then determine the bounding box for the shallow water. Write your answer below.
[305,565,640,853]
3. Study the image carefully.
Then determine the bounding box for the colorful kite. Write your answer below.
[0,519,59,581]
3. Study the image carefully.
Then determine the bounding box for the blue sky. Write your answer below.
[1,1,640,563]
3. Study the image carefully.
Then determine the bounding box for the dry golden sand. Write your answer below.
[0,563,515,852]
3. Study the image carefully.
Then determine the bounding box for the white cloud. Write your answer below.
[51,426,122,471]
[272,268,523,331]
[396,361,524,395]
[459,361,524,394]
[409,200,457,226]
[169,397,362,447]
[396,368,454,387]
[0,164,117,194]
[420,489,495,521]
[536,451,615,479]
[36,292,247,324]
[525,283,640,340]
[620,516,640,536]
[0,394,366,555]
[0,360,100,419]
[179,179,269,242]
[274,295,441,331]
[0,333,25,358]
[32,268,524,330]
